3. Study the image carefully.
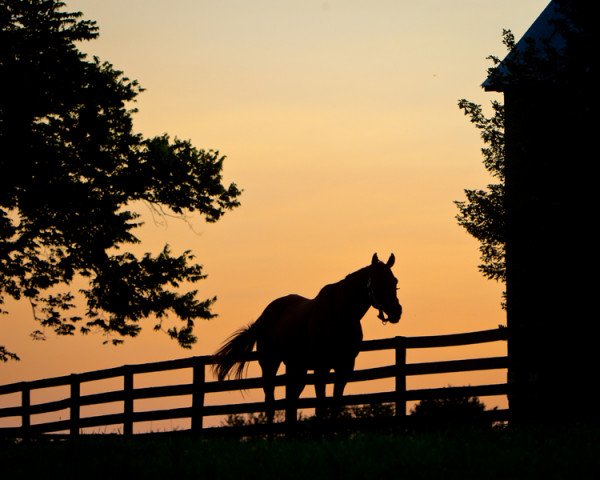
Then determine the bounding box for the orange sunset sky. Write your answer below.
[1,1,549,420]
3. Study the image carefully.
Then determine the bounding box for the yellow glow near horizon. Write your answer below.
[1,1,549,420]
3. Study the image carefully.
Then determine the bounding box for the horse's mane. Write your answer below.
[344,265,370,282]
[314,265,369,300]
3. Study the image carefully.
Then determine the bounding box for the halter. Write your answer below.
[367,277,388,324]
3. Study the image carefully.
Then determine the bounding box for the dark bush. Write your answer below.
[410,393,495,431]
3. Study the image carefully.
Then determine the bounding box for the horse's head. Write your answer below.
[367,253,403,324]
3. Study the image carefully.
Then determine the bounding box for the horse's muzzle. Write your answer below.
[380,304,402,324]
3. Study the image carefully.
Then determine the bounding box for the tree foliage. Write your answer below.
[455,98,505,284]
[456,1,595,294]
[455,29,514,294]
[0,0,241,361]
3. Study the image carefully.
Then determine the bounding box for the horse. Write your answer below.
[212,253,402,423]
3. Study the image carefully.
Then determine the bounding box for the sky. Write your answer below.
[0,0,549,429]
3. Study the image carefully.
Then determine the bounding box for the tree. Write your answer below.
[0,0,241,361]
[455,1,593,299]
[455,31,514,297]
[455,98,506,285]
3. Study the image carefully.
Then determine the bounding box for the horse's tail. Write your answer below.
[212,322,259,381]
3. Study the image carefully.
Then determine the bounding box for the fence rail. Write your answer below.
[0,328,508,436]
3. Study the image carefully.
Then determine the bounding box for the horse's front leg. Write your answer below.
[314,367,329,419]
[333,358,356,417]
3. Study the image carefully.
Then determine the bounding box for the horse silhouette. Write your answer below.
[213,253,402,423]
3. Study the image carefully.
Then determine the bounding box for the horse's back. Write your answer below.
[255,289,362,369]
[255,294,312,350]
[259,294,312,322]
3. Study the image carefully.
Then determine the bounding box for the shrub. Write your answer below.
[410,393,495,431]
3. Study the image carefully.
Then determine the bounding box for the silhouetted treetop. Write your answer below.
[455,98,505,285]
[455,1,596,305]
[0,0,241,361]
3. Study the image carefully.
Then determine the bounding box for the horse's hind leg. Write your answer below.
[260,358,280,425]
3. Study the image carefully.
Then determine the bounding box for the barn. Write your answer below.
[483,0,597,423]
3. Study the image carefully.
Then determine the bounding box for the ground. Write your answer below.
[3,424,600,479]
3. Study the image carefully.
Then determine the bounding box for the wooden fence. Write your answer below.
[0,328,509,436]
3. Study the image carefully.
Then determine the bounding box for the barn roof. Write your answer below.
[483,1,569,91]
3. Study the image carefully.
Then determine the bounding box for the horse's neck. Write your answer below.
[338,267,371,318]
[343,266,370,289]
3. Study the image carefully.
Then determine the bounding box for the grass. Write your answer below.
[3,424,600,479]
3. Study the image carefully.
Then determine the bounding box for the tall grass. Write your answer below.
[3,424,599,479]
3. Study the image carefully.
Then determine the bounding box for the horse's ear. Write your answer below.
[387,253,395,268]
[372,253,379,265]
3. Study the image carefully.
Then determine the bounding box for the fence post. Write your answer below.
[395,336,407,419]
[191,358,205,433]
[21,382,30,437]
[70,374,80,436]
[123,367,134,435]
